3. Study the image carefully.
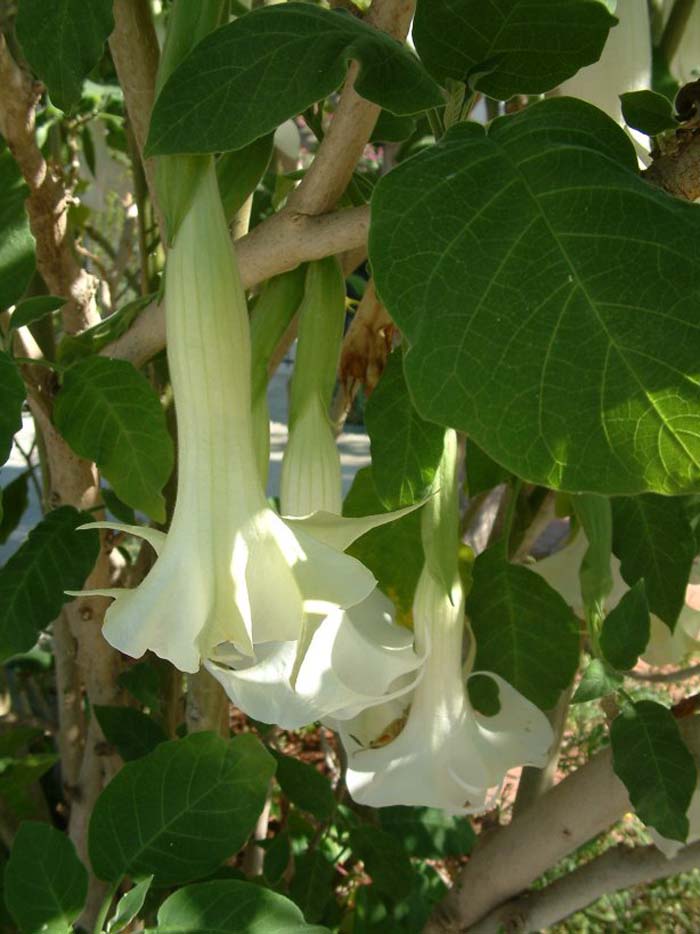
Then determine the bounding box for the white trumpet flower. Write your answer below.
[69,164,377,673]
[337,430,554,813]
[205,258,425,727]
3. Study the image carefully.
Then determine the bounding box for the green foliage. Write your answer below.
[611,700,697,842]
[4,821,88,934]
[54,356,174,522]
[106,877,154,934]
[620,89,677,136]
[611,495,696,629]
[467,547,581,710]
[343,467,424,619]
[217,135,275,222]
[93,705,168,761]
[8,296,65,333]
[288,851,335,924]
[152,879,329,933]
[464,440,511,497]
[0,752,58,819]
[275,753,336,821]
[0,507,99,662]
[413,0,615,98]
[146,4,442,157]
[573,494,613,619]
[599,581,650,671]
[572,657,622,703]
[348,828,414,900]
[15,0,114,111]
[365,349,444,509]
[377,806,476,859]
[0,143,35,312]
[89,732,275,885]
[0,352,25,468]
[118,660,163,710]
[370,97,700,496]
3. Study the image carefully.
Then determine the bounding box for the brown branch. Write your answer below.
[425,714,700,933]
[0,35,97,332]
[102,205,370,367]
[644,130,700,201]
[628,661,700,684]
[468,841,700,934]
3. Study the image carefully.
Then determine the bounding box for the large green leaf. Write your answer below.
[0,507,99,662]
[145,3,442,157]
[15,0,115,111]
[365,349,444,509]
[0,143,35,311]
[4,822,88,934]
[599,580,650,671]
[412,0,614,99]
[466,547,580,710]
[0,351,25,467]
[152,880,329,933]
[343,467,423,621]
[611,700,696,842]
[88,733,275,885]
[54,356,173,522]
[611,494,695,629]
[370,97,700,496]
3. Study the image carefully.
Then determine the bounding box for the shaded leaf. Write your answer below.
[217,135,274,222]
[370,97,700,496]
[467,547,580,710]
[611,700,696,842]
[4,822,87,934]
[413,0,615,98]
[612,494,695,629]
[600,580,650,670]
[0,753,58,818]
[9,296,65,332]
[263,830,291,885]
[0,507,99,662]
[378,806,475,859]
[15,0,114,110]
[146,3,442,156]
[54,356,173,522]
[89,733,275,885]
[106,876,153,934]
[0,143,35,311]
[465,440,511,497]
[0,472,29,544]
[365,349,444,509]
[573,493,613,617]
[349,828,414,900]
[93,706,167,762]
[572,657,622,703]
[153,879,329,933]
[275,754,336,822]
[118,661,162,710]
[621,89,677,136]
[0,351,25,467]
[288,851,335,924]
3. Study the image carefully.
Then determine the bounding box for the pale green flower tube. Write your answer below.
[72,164,377,672]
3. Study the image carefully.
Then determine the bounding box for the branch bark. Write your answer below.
[468,841,700,934]
[425,714,700,933]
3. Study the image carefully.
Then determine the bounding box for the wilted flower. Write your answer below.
[337,430,554,812]
[69,164,377,673]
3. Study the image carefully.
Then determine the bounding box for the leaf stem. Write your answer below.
[92,879,121,934]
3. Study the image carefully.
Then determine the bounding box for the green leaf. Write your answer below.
[612,495,695,629]
[465,440,511,497]
[370,97,700,496]
[102,487,137,525]
[377,807,475,859]
[365,349,444,509]
[371,111,417,144]
[343,467,423,621]
[56,294,155,367]
[54,356,174,522]
[274,754,336,822]
[571,657,622,703]
[467,672,502,716]
[118,661,162,710]
[152,879,329,933]
[263,830,291,885]
[288,851,335,924]
[620,89,677,136]
[0,753,59,818]
[0,472,28,545]
[573,494,613,617]
[348,828,414,900]
[0,351,25,467]
[0,143,35,311]
[0,507,99,662]
[412,0,615,99]
[88,732,275,885]
[600,580,650,670]
[93,706,167,762]
[4,822,88,934]
[611,700,696,842]
[466,547,580,710]
[106,876,153,934]
[217,135,274,222]
[15,0,115,111]
[146,4,442,157]
[9,296,65,333]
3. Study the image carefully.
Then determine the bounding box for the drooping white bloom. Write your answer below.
[337,430,554,812]
[69,164,377,673]
[205,258,425,727]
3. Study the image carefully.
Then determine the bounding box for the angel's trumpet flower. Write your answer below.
[337,430,554,812]
[69,164,377,673]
